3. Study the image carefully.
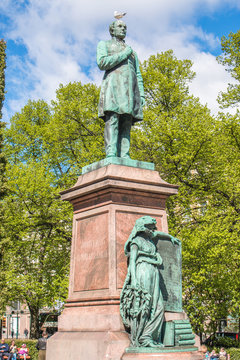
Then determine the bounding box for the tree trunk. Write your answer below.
[28,305,40,339]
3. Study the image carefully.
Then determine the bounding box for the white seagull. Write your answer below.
[114,11,127,19]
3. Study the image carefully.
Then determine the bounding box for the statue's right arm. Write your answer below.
[154,231,181,245]
[129,244,138,288]
[97,41,132,71]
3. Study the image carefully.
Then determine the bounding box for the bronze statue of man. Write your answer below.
[97,19,145,158]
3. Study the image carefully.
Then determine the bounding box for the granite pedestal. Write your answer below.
[46,163,201,360]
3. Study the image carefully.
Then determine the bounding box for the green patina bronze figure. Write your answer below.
[120,216,180,348]
[97,18,145,158]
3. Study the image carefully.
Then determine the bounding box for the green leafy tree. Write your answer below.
[3,161,72,337]
[217,30,240,108]
[0,39,7,318]
[3,82,104,338]
[0,39,6,196]
[217,29,240,338]
[50,82,104,177]
[3,100,72,337]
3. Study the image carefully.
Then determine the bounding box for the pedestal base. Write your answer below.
[122,347,203,360]
[46,332,203,360]
[46,331,130,360]
[82,157,155,174]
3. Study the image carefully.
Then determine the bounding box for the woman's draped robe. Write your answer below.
[120,235,164,347]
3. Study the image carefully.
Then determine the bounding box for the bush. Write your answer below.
[5,339,38,360]
[228,348,240,360]
[206,335,240,349]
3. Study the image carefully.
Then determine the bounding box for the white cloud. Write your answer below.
[1,0,239,119]
[189,52,233,113]
[127,26,232,115]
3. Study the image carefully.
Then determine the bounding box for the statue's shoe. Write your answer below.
[143,340,164,348]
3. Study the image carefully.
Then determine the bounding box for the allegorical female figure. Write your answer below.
[120,216,180,347]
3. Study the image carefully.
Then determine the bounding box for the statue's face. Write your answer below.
[145,222,157,232]
[113,20,127,40]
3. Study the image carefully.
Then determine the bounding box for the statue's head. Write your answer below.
[109,20,127,40]
[135,216,157,232]
[124,216,157,255]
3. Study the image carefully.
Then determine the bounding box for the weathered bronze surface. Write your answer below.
[82,156,154,174]
[120,216,180,348]
[157,236,182,312]
[97,20,145,158]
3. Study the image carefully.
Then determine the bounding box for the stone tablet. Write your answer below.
[157,239,182,312]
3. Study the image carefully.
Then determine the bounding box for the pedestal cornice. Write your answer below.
[60,164,178,212]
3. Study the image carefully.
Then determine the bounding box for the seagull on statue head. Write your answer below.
[114,11,127,19]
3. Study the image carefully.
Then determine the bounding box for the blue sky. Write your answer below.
[0,0,240,121]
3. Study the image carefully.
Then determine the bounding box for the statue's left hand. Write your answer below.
[155,253,163,265]
[141,97,145,107]
[170,236,181,245]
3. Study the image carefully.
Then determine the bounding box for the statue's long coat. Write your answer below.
[97,38,144,122]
